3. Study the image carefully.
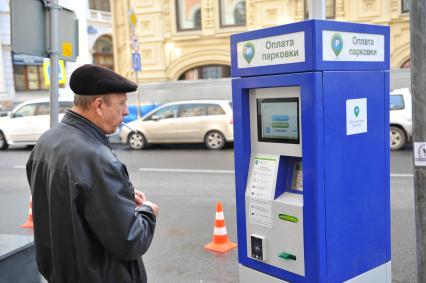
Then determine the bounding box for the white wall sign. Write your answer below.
[237,32,305,69]
[414,142,426,166]
[346,98,367,135]
[323,30,385,62]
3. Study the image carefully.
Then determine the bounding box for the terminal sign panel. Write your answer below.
[323,30,385,62]
[237,32,305,68]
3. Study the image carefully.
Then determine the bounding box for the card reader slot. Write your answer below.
[279,252,297,261]
[278,213,299,223]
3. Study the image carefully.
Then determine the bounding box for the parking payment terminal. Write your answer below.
[231,20,390,283]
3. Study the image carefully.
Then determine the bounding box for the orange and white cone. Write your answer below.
[204,202,237,253]
[21,195,33,229]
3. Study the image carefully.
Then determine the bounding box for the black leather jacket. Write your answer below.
[26,110,156,283]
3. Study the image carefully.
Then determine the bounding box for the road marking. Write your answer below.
[13,165,26,169]
[13,164,414,178]
[391,173,413,178]
[138,168,235,174]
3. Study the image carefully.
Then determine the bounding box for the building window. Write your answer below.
[178,65,230,80]
[13,65,48,91]
[220,0,246,27]
[93,35,114,70]
[304,0,335,19]
[401,0,410,13]
[401,59,410,68]
[176,0,201,31]
[89,0,110,12]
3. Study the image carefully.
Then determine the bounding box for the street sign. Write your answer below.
[42,60,66,87]
[132,53,141,72]
[11,0,46,57]
[11,0,79,61]
[129,8,137,31]
[131,35,140,52]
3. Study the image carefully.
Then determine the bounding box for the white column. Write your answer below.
[309,0,325,19]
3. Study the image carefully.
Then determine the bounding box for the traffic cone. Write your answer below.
[21,196,33,229]
[204,202,237,253]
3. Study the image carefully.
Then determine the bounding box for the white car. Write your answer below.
[0,98,74,149]
[390,88,412,150]
[120,100,234,150]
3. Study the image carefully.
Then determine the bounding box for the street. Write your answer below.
[0,144,416,283]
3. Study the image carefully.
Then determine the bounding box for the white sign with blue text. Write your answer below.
[237,32,305,69]
[414,142,426,167]
[323,31,384,62]
[346,98,367,135]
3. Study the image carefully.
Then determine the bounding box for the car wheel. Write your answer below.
[0,131,8,150]
[205,130,225,150]
[390,126,406,151]
[128,132,147,150]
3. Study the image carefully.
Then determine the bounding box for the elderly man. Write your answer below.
[26,64,158,283]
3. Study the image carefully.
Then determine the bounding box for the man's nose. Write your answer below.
[123,106,129,116]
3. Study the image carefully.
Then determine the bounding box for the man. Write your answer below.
[26,64,158,283]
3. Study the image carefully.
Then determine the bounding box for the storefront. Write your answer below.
[12,53,47,91]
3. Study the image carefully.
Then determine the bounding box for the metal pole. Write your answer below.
[411,0,426,281]
[309,0,325,20]
[49,0,59,128]
[135,70,141,119]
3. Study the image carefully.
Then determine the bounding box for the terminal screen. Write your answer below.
[257,98,300,144]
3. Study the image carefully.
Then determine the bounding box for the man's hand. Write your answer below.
[143,201,159,217]
[134,190,146,206]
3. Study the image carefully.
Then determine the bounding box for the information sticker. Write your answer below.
[247,155,279,228]
[346,98,367,135]
[414,142,426,167]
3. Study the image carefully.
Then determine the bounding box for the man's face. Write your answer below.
[100,93,129,134]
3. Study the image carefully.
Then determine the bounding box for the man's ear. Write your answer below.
[93,97,104,116]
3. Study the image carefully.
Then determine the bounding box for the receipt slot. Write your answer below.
[231,20,390,283]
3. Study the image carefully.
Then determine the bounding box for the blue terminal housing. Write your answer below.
[231,20,390,283]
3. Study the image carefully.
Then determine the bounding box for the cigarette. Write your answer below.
[121,122,136,132]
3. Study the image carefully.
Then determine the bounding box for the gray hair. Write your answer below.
[73,94,110,110]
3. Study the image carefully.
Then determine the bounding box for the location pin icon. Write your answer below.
[331,33,343,57]
[354,106,360,117]
[243,42,255,64]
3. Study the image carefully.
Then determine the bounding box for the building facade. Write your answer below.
[0,0,114,103]
[111,0,410,83]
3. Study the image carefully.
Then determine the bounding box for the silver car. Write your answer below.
[120,100,234,150]
[0,98,74,149]
[390,88,412,150]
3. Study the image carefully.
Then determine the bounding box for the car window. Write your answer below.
[207,104,225,115]
[13,104,37,118]
[179,104,207,118]
[390,95,405,110]
[35,103,50,116]
[59,101,73,114]
[147,105,179,120]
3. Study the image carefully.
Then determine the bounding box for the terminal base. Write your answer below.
[239,261,391,282]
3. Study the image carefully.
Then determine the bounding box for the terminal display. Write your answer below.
[257,98,300,144]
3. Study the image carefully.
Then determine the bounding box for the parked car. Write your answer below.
[390,88,412,150]
[0,98,74,149]
[120,100,234,150]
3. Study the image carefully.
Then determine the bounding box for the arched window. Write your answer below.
[220,0,246,27]
[178,65,231,80]
[176,0,202,31]
[194,8,201,29]
[89,0,110,11]
[93,35,114,70]
[401,59,411,68]
[402,0,410,13]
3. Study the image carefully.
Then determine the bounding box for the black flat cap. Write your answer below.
[70,64,137,95]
